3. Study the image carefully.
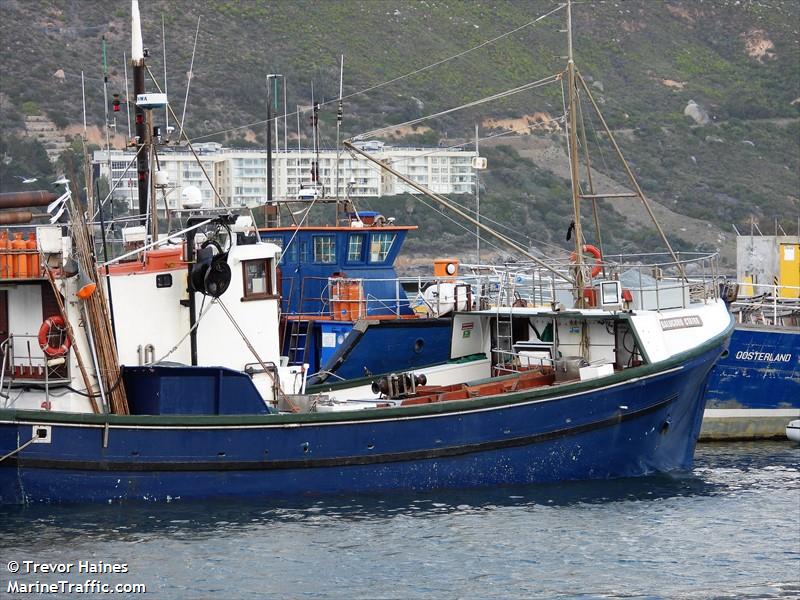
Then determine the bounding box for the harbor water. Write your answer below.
[1,441,797,599]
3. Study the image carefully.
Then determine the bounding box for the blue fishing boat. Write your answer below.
[0,0,733,504]
[701,233,800,439]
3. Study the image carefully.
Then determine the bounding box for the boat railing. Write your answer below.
[281,252,721,320]
[284,272,511,320]
[462,251,722,312]
[0,333,72,408]
[726,281,800,327]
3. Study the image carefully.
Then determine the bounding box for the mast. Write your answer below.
[566,0,585,298]
[162,14,169,133]
[335,54,344,207]
[123,51,131,139]
[266,75,273,214]
[475,123,481,264]
[131,0,149,218]
[265,74,282,227]
[100,37,112,222]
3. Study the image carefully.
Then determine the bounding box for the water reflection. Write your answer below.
[0,441,795,544]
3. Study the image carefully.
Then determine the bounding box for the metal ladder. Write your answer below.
[493,268,517,372]
[287,319,312,365]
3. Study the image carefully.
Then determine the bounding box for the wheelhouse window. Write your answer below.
[313,235,336,264]
[263,236,296,263]
[347,234,365,262]
[369,233,396,263]
[242,258,275,300]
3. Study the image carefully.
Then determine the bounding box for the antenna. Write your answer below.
[179,15,201,139]
[335,54,344,202]
[81,71,87,136]
[475,123,480,264]
[283,78,288,155]
[162,14,169,133]
[101,37,112,191]
[265,73,283,223]
[273,75,281,158]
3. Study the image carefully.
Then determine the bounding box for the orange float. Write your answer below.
[38,315,72,357]
[570,244,603,279]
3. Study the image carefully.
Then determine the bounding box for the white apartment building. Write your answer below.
[94,142,476,211]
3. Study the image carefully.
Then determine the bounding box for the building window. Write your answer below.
[347,234,364,262]
[313,235,336,263]
[369,232,395,263]
[242,258,275,300]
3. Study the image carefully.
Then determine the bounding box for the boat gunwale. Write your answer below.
[0,313,734,429]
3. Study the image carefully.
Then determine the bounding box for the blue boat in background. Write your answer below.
[700,233,800,440]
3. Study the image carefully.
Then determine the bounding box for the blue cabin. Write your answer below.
[259,213,452,381]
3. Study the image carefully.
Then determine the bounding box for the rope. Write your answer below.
[355,75,560,141]
[215,298,298,411]
[0,435,38,463]
[189,4,566,142]
[153,297,217,364]
[91,143,147,221]
[278,191,322,266]
[363,113,565,169]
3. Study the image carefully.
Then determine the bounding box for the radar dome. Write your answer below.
[180,186,203,209]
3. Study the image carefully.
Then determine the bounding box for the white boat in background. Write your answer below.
[787,420,800,443]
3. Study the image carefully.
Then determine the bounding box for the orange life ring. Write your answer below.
[570,244,603,279]
[38,315,71,358]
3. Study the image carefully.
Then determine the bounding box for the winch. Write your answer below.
[371,372,427,399]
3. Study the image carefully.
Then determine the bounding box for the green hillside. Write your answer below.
[0,0,798,266]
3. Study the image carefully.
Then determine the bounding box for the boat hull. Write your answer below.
[0,341,723,505]
[701,324,799,440]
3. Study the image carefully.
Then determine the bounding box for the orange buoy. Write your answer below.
[11,232,27,278]
[570,244,603,279]
[38,315,72,357]
[26,232,39,277]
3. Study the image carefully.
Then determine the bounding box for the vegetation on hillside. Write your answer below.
[0,0,797,262]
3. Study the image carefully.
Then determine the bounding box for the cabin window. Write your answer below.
[369,233,396,263]
[347,234,365,262]
[300,241,309,264]
[313,235,336,264]
[263,236,296,263]
[242,258,275,300]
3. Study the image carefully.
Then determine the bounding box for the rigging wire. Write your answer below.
[351,140,571,257]
[189,3,566,142]
[355,75,560,141]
